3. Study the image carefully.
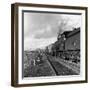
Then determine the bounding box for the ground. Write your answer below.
[24,51,80,77]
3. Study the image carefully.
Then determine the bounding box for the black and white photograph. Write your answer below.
[11,3,87,87]
[23,12,81,77]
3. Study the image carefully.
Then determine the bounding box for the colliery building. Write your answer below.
[46,27,80,63]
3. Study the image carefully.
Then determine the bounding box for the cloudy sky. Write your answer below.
[24,12,81,50]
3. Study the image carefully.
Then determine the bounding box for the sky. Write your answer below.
[24,12,81,51]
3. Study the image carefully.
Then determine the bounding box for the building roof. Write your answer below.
[67,27,80,38]
[61,31,72,38]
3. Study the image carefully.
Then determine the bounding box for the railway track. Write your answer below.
[46,54,78,75]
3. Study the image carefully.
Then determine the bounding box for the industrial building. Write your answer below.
[46,27,80,63]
